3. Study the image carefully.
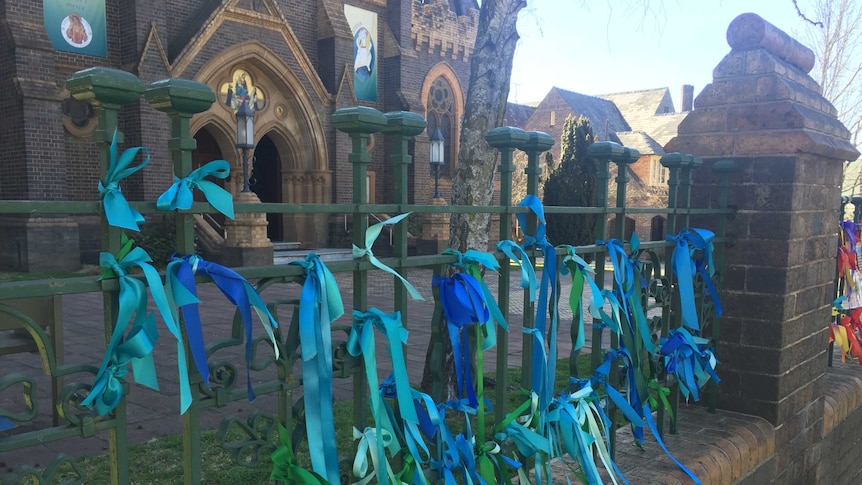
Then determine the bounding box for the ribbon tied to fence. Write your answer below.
[156,160,235,219]
[352,213,424,301]
[98,130,150,231]
[84,238,180,415]
[559,245,605,351]
[666,228,723,332]
[659,327,720,402]
[289,253,343,484]
[496,240,538,301]
[516,195,560,411]
[270,423,331,484]
[166,254,279,405]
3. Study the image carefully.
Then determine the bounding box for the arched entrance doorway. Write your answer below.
[190,42,332,248]
[251,134,282,241]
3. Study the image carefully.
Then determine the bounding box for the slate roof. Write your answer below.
[555,88,630,140]
[599,87,689,147]
[504,102,536,128]
[646,112,689,147]
[615,131,665,156]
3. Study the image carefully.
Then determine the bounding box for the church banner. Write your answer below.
[343,5,378,102]
[43,0,108,57]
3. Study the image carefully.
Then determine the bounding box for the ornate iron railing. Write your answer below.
[0,67,734,484]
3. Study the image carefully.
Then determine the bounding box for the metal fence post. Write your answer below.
[515,131,554,391]
[658,152,684,436]
[382,112,426,320]
[586,142,622,371]
[486,126,530,423]
[332,106,387,429]
[65,67,145,485]
[144,78,215,485]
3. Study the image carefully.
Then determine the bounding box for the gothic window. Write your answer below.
[426,77,456,175]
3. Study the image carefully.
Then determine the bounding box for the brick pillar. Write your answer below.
[666,13,859,483]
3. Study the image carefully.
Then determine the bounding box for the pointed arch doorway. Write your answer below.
[250,134,282,242]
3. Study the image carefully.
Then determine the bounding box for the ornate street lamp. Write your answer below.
[429,127,445,198]
[235,99,255,193]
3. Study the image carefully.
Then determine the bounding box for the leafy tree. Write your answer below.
[543,115,598,249]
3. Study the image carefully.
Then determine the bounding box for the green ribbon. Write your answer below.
[647,379,674,425]
[156,160,235,219]
[352,213,424,301]
[270,423,332,484]
[84,237,183,415]
[559,245,604,351]
[98,130,149,231]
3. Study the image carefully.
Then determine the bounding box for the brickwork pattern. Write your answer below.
[666,13,859,484]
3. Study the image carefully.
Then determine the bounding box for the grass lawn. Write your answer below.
[63,354,594,484]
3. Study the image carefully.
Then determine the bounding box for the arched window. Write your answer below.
[426,77,456,175]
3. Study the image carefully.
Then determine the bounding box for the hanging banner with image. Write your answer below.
[43,0,107,57]
[343,5,378,102]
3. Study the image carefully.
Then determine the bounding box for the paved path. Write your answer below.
[1,267,610,474]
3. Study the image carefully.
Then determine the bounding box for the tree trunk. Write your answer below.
[448,0,527,252]
[421,0,526,396]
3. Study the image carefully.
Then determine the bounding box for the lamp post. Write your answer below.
[235,99,255,193]
[429,127,445,198]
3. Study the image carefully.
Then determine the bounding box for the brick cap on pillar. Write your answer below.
[726,13,815,73]
[666,13,860,162]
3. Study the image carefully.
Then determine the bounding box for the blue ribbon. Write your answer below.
[434,273,487,408]
[667,228,723,332]
[443,249,509,351]
[516,195,560,411]
[660,328,720,402]
[84,239,180,415]
[156,160,234,219]
[167,255,279,403]
[496,240,538,301]
[353,213,424,301]
[98,130,149,231]
[289,254,344,484]
[600,238,657,354]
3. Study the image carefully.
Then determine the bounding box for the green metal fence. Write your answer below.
[0,67,734,484]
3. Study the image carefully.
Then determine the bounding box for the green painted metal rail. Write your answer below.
[0,67,735,484]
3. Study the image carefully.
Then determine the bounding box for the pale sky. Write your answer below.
[509,0,812,110]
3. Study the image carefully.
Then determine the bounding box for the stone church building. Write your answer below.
[0,0,478,270]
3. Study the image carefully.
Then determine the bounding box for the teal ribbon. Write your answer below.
[348,308,413,485]
[496,240,538,301]
[559,245,604,351]
[98,130,149,231]
[83,314,159,416]
[156,160,234,219]
[667,228,723,332]
[289,254,344,484]
[551,379,629,485]
[84,240,181,415]
[352,427,401,485]
[352,213,424,301]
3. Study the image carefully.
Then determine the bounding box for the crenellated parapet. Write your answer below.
[411,0,478,62]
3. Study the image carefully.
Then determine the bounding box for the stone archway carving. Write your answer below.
[190,41,331,247]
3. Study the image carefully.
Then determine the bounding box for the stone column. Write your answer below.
[666,13,859,483]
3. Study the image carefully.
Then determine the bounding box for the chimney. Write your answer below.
[680,84,694,112]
